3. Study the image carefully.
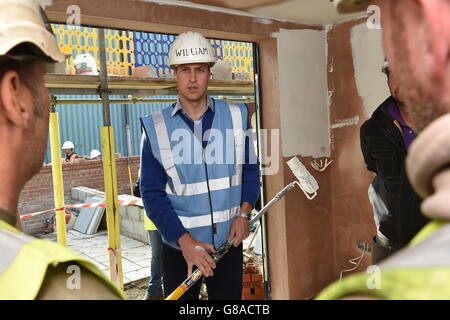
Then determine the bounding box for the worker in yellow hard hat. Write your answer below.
[317,0,450,300]
[0,0,125,300]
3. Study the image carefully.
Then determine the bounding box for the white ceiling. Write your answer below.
[249,0,366,25]
[142,0,367,25]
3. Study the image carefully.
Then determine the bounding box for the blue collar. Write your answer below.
[171,96,215,118]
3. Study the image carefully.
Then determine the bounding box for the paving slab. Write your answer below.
[120,258,142,273]
[124,268,151,282]
[122,246,151,262]
[42,231,153,285]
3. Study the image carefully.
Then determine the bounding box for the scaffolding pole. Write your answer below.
[49,97,67,246]
[98,28,124,289]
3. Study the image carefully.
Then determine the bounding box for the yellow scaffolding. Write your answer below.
[49,99,67,247]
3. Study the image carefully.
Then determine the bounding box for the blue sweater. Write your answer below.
[140,103,261,246]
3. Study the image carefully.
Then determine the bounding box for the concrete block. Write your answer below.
[119,206,127,218]
[139,208,146,222]
[71,188,79,201]
[121,219,133,234]
[78,189,89,202]
[127,206,140,221]
[133,220,145,238]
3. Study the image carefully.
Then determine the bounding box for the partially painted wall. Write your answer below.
[350,23,390,118]
[267,18,391,299]
[275,28,330,158]
[326,18,390,291]
[265,28,335,300]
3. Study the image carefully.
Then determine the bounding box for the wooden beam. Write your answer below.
[44,74,255,96]
[47,0,322,42]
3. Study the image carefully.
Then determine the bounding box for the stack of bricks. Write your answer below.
[242,263,264,300]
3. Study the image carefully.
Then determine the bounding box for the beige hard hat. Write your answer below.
[0,0,64,62]
[168,31,216,68]
[334,0,377,13]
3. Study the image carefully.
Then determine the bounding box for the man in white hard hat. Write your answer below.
[317,0,450,299]
[140,31,260,300]
[62,140,80,163]
[0,0,125,299]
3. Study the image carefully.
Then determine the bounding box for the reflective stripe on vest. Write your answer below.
[0,221,126,300]
[316,222,450,300]
[179,206,240,229]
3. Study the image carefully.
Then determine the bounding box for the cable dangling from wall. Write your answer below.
[311,158,333,172]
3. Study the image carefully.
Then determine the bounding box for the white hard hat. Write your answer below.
[333,0,376,13]
[73,53,99,76]
[62,141,74,149]
[168,31,216,68]
[90,149,101,159]
[0,0,64,62]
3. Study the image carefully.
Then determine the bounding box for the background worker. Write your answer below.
[62,140,80,164]
[0,0,125,299]
[317,0,450,300]
[360,59,428,263]
[89,149,101,160]
[140,31,260,300]
[133,171,164,300]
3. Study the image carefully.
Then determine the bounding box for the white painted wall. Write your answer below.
[350,23,390,118]
[274,28,330,158]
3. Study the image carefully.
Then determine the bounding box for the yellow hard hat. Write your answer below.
[0,0,64,62]
[333,0,376,13]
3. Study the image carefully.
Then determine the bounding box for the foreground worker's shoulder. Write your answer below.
[33,240,127,300]
[315,271,385,300]
[0,226,126,300]
[36,261,124,300]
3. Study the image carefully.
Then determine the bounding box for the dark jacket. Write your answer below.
[360,96,429,248]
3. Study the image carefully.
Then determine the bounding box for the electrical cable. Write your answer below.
[339,248,366,282]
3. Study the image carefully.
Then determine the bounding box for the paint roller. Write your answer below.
[287,156,319,200]
[165,156,319,300]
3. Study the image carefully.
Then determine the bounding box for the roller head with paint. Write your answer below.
[287,157,319,200]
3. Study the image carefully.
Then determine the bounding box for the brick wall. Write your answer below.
[19,156,141,234]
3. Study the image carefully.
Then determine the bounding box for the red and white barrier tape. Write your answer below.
[20,199,144,220]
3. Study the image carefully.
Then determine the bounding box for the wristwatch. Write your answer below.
[238,212,252,221]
